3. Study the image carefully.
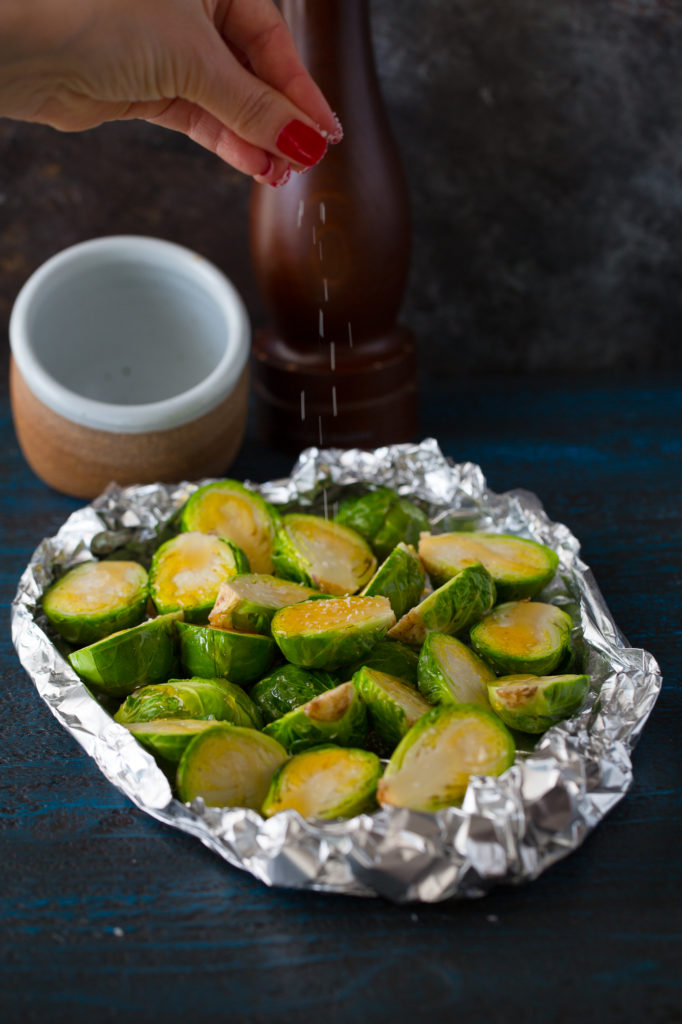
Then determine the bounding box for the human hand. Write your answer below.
[0,0,341,185]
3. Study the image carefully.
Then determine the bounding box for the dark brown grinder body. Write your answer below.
[249,0,417,451]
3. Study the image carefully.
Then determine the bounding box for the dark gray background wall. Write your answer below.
[2,0,682,375]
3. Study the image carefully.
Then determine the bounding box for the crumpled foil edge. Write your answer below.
[11,439,662,903]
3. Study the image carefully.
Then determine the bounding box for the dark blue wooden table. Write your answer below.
[2,369,681,1023]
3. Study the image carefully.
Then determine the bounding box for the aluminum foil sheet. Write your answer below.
[11,438,662,903]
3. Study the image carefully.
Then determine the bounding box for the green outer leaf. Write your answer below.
[126,718,217,763]
[271,596,395,671]
[488,673,590,733]
[250,664,339,724]
[179,479,281,574]
[176,723,288,809]
[470,601,573,675]
[346,639,420,687]
[378,703,515,812]
[42,560,148,646]
[261,745,382,820]
[419,532,559,600]
[417,632,495,710]
[352,667,432,750]
[209,573,318,635]
[361,543,425,620]
[149,532,250,623]
[388,563,496,647]
[177,622,276,687]
[271,514,376,595]
[114,676,263,729]
[335,488,396,545]
[263,682,368,754]
[68,612,181,697]
[371,498,431,561]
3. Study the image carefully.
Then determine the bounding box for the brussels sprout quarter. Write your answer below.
[271,595,395,670]
[488,673,590,733]
[149,532,249,623]
[176,724,288,809]
[336,486,430,561]
[388,563,495,647]
[470,601,573,676]
[377,705,515,812]
[419,532,559,600]
[417,633,495,710]
[68,612,181,697]
[180,479,280,574]
[361,542,425,620]
[126,718,218,763]
[177,622,277,686]
[263,682,368,753]
[208,574,319,635]
[262,745,382,820]
[114,676,262,729]
[272,513,376,595]
[352,667,432,750]
[42,559,148,646]
[250,664,338,724]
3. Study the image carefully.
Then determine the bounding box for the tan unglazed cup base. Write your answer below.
[11,357,250,499]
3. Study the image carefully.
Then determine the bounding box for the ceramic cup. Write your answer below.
[9,235,250,499]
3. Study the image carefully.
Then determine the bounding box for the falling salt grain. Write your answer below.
[330,342,336,370]
[113,927,124,938]
[347,322,353,347]
[318,309,324,338]
[300,390,306,421]
[323,277,329,302]
[318,415,324,445]
[320,201,326,223]
[332,385,338,416]
[323,488,329,520]
[297,199,304,229]
[318,240,323,261]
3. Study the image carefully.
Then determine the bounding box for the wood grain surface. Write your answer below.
[2,369,681,1024]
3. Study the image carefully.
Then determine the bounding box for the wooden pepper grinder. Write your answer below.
[249,0,417,451]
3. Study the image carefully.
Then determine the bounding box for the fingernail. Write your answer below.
[328,114,344,145]
[276,120,327,167]
[268,167,292,188]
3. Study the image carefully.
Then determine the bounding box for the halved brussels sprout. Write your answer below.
[488,673,590,733]
[419,532,559,600]
[114,676,263,729]
[177,622,277,687]
[388,563,496,647]
[352,667,432,750]
[149,531,249,623]
[272,513,376,595]
[470,600,573,675]
[347,639,420,687]
[42,560,148,646]
[250,664,339,724]
[377,704,515,812]
[179,479,280,574]
[208,573,319,635]
[417,632,495,710]
[361,542,425,620]
[262,745,382,820]
[126,718,218,763]
[271,595,395,670]
[336,487,430,561]
[68,611,181,697]
[263,681,368,753]
[176,723,288,809]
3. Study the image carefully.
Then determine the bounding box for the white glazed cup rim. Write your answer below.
[9,235,250,434]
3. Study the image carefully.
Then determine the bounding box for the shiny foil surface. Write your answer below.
[11,439,662,902]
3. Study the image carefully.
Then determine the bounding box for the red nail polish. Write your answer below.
[276,120,327,167]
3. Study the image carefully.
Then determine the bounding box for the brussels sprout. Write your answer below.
[42,560,148,646]
[179,479,280,574]
[208,574,319,635]
[488,673,590,733]
[271,595,395,671]
[377,704,515,812]
[352,667,432,750]
[126,718,218,763]
[419,532,559,601]
[388,563,496,647]
[470,600,574,676]
[336,487,430,561]
[177,622,277,687]
[347,639,420,687]
[68,612,181,697]
[417,632,495,710]
[272,513,376,595]
[176,723,288,809]
[149,532,249,623]
[250,664,339,724]
[361,543,425,620]
[114,676,263,729]
[263,682,368,753]
[262,745,382,820]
